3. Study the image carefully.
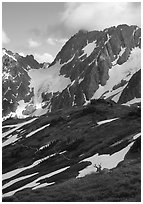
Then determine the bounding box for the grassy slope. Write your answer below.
[3,157,140,202]
[2,100,141,202]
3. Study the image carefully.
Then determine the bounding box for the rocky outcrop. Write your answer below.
[118,69,141,104]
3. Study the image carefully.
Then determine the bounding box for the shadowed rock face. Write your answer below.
[118,69,141,104]
[2,24,141,119]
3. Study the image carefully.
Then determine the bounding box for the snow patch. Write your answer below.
[83,93,90,106]
[78,77,84,84]
[122,97,141,106]
[77,142,134,178]
[97,118,118,125]
[2,72,12,80]
[82,40,97,58]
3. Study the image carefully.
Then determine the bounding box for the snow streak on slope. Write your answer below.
[3,166,70,197]
[3,134,21,147]
[2,118,37,138]
[132,133,141,140]
[28,60,71,106]
[3,151,66,182]
[122,97,141,106]
[92,47,141,102]
[26,123,50,138]
[97,118,119,125]
[2,118,37,147]
[32,182,55,190]
[3,173,38,190]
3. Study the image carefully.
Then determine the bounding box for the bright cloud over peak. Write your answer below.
[3,2,141,58]
[28,39,41,48]
[46,38,68,46]
[34,53,54,63]
[62,2,141,32]
[2,30,10,44]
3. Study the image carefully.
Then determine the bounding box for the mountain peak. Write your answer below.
[2,24,141,119]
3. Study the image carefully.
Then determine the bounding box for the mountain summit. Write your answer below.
[2,24,141,119]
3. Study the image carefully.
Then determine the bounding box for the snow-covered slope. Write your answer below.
[28,60,71,107]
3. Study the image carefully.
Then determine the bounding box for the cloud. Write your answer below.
[46,38,68,45]
[30,28,42,37]
[34,53,54,63]
[46,22,73,40]
[46,38,55,45]
[62,2,141,32]
[2,30,10,44]
[28,39,41,48]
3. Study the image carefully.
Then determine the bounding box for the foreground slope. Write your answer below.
[2,100,141,201]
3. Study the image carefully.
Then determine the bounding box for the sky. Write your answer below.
[2,2,141,63]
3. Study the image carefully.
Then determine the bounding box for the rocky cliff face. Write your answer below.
[2,24,141,119]
[45,24,141,111]
[2,49,43,119]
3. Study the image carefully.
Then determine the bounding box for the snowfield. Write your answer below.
[28,60,71,106]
